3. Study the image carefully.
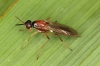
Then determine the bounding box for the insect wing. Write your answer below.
[48,22,78,37]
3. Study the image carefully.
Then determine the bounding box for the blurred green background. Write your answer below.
[0,0,16,16]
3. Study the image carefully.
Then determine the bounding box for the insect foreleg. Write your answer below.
[21,31,38,49]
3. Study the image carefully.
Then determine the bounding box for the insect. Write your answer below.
[16,16,79,59]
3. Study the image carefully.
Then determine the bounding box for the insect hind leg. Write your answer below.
[56,34,72,51]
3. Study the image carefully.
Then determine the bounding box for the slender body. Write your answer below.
[16,18,78,37]
[16,17,79,59]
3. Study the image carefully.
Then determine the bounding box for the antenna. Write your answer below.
[15,16,24,24]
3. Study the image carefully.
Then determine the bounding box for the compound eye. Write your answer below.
[25,20,32,29]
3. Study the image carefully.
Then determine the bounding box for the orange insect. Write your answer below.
[16,17,79,59]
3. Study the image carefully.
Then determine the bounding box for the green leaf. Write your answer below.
[0,0,16,16]
[0,0,100,66]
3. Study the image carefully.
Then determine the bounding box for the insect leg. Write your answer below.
[46,17,50,21]
[19,29,25,31]
[37,33,50,60]
[21,31,38,49]
[28,31,38,41]
[57,34,72,51]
